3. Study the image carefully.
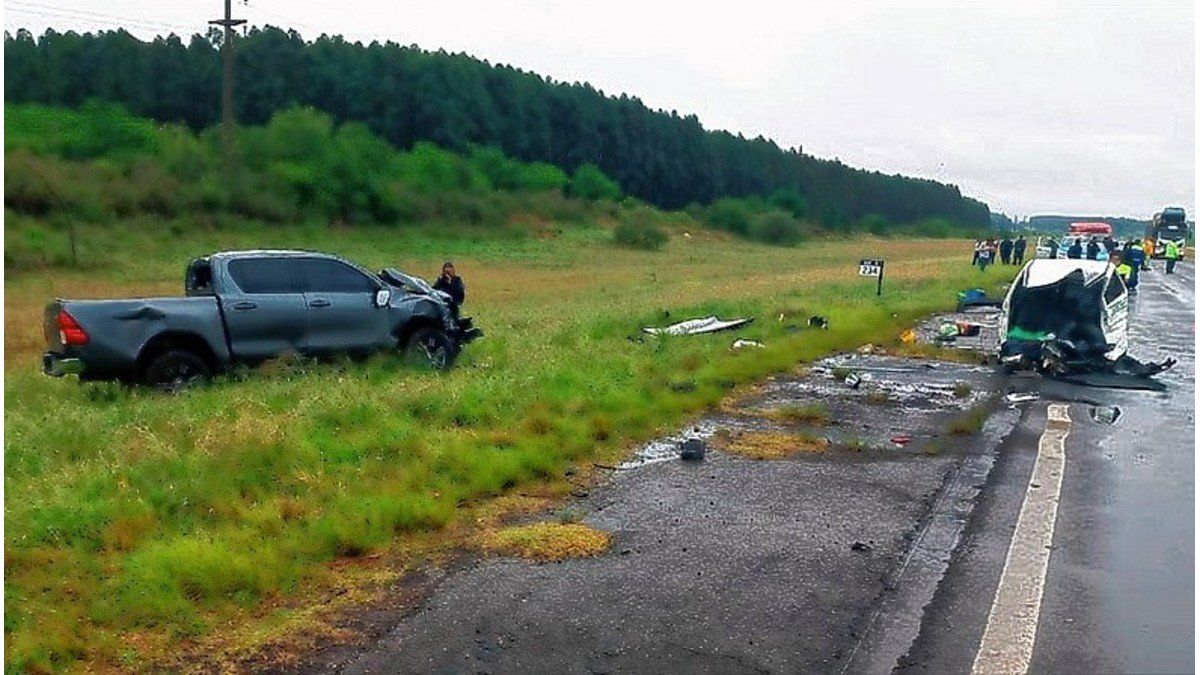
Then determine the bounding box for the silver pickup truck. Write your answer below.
[43,250,481,389]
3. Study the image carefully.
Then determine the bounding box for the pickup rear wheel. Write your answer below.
[141,349,212,392]
[403,327,459,370]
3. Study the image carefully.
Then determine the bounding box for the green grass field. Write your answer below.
[4,217,1011,671]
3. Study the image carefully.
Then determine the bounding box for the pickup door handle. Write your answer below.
[232,301,257,310]
[308,298,332,308]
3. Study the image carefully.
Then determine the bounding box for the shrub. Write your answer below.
[515,162,568,193]
[704,197,754,235]
[768,188,807,219]
[613,220,667,250]
[569,163,621,201]
[748,209,803,245]
[858,213,890,236]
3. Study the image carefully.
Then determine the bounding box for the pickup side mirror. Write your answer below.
[375,288,391,307]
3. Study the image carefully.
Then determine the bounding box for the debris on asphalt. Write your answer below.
[679,438,707,461]
[643,316,753,336]
[1089,406,1122,425]
[850,541,873,552]
[844,373,862,389]
[629,353,995,467]
[956,288,1003,311]
[900,329,917,344]
[1005,392,1040,404]
[956,322,982,337]
[621,421,719,469]
[732,339,765,350]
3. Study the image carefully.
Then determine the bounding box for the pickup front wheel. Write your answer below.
[141,349,212,392]
[404,327,460,370]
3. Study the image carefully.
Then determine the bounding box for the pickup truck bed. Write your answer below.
[44,297,231,380]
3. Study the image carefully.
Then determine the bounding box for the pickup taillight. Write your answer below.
[57,309,89,346]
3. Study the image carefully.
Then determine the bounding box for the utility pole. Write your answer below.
[210,0,245,174]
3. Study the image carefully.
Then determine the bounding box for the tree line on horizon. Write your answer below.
[4,27,990,230]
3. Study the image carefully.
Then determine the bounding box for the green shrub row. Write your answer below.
[4,102,625,227]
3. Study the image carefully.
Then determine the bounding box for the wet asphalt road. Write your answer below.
[902,261,1194,674]
[298,263,1193,675]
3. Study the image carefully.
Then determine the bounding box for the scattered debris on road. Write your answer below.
[1089,405,1121,425]
[678,438,707,461]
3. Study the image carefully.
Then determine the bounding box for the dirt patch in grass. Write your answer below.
[715,430,830,459]
[476,522,612,562]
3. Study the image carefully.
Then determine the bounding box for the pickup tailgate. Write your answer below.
[44,299,65,351]
[43,296,231,378]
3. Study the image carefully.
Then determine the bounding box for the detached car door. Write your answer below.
[298,257,391,354]
[222,257,308,360]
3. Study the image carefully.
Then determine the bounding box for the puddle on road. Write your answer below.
[620,420,720,469]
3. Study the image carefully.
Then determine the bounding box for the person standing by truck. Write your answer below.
[433,261,466,310]
[1164,240,1180,274]
[1067,238,1083,259]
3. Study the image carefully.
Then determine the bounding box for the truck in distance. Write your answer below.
[1145,207,1188,259]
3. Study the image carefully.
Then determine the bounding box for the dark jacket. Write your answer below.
[1013,238,1027,256]
[1085,241,1100,260]
[1067,242,1083,259]
[433,275,465,305]
[999,239,1014,257]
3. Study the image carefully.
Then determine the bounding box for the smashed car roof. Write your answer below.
[1021,259,1111,288]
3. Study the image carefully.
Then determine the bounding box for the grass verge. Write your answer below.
[4,221,1011,671]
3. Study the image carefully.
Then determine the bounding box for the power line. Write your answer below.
[5,1,194,32]
[3,8,192,36]
[242,1,317,34]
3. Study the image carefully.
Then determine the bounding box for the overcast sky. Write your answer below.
[5,0,1195,218]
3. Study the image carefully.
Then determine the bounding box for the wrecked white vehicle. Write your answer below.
[997,259,1173,387]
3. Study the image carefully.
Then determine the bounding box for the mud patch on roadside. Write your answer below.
[712,429,830,459]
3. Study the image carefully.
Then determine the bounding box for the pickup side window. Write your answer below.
[301,258,378,293]
[228,258,304,294]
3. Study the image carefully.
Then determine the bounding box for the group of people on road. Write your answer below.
[972,235,1027,270]
[972,228,1186,297]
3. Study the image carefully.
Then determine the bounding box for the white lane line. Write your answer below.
[972,404,1071,675]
